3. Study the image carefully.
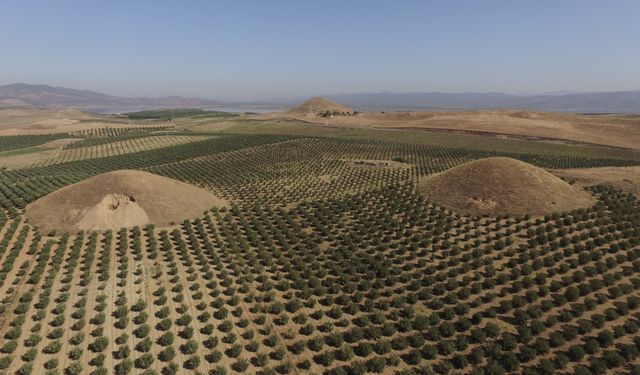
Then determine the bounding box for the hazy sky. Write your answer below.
[1,0,639,101]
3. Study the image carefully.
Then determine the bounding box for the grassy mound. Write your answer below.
[418,157,595,217]
[26,170,226,232]
[286,97,355,117]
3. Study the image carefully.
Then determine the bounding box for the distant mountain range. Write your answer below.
[0,83,220,110]
[325,91,640,113]
[2,83,640,113]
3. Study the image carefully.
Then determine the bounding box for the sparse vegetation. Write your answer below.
[0,109,638,374]
[125,108,236,121]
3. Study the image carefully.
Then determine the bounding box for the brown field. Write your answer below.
[551,166,640,196]
[43,135,212,166]
[256,104,640,150]
[0,135,210,169]
[0,138,80,169]
[0,108,168,135]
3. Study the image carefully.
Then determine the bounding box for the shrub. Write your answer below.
[89,336,109,353]
[180,340,198,355]
[232,359,250,372]
[42,340,62,354]
[158,347,176,362]
[114,359,133,375]
[135,353,154,369]
[65,361,82,375]
[183,355,200,370]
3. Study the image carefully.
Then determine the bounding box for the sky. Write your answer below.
[1,0,639,101]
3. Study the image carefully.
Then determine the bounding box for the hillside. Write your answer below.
[552,166,640,197]
[418,157,596,216]
[285,97,355,117]
[256,108,640,150]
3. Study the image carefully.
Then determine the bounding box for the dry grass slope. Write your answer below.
[418,157,596,217]
[25,170,227,232]
[255,106,640,150]
[285,97,355,117]
[552,166,640,197]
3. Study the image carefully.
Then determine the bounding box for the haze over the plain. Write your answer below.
[1,0,639,101]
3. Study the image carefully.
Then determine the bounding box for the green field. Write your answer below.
[0,134,70,153]
[126,108,238,121]
[0,146,46,158]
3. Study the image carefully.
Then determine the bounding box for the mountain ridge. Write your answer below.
[3,83,640,113]
[0,83,221,109]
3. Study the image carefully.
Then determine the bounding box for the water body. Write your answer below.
[88,105,286,115]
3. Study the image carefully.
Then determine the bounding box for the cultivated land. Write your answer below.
[550,167,640,197]
[0,104,638,375]
[256,100,640,150]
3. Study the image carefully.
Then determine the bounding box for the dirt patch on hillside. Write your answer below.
[77,193,150,231]
[0,138,81,169]
[0,107,170,135]
[551,166,640,196]
[26,170,227,233]
[40,138,81,148]
[418,157,596,217]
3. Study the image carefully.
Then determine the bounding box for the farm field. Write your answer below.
[0,126,215,169]
[254,103,640,151]
[0,106,638,375]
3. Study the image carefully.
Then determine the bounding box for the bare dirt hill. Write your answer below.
[77,193,150,231]
[418,157,595,217]
[285,97,355,117]
[26,170,226,232]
